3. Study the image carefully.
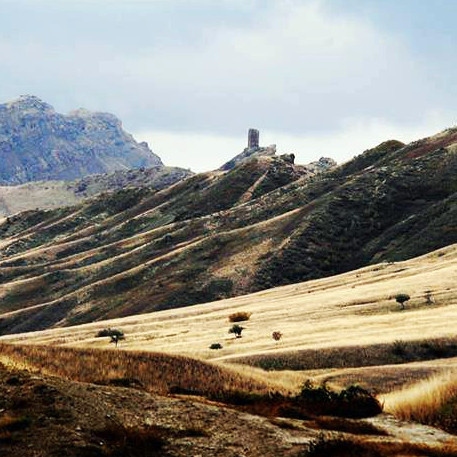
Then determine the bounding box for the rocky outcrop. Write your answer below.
[306,157,337,173]
[220,129,337,173]
[0,95,163,184]
[220,145,278,171]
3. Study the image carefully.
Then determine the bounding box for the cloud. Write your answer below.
[0,1,436,129]
[0,0,454,171]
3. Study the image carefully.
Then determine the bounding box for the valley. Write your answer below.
[1,96,457,455]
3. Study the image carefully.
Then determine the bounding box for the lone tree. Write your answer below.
[96,328,125,347]
[229,324,244,338]
[395,293,410,310]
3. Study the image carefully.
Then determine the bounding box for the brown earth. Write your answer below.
[2,361,457,457]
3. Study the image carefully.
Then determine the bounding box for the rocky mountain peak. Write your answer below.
[0,96,163,185]
[4,95,54,113]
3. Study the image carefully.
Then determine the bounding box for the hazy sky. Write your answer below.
[1,0,456,171]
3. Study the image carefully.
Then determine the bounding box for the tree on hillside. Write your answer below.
[395,293,410,310]
[96,328,125,347]
[229,324,244,338]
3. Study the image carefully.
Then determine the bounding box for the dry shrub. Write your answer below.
[383,370,457,432]
[228,311,252,322]
[272,331,282,341]
[210,383,381,420]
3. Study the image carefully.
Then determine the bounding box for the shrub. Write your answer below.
[395,293,410,310]
[228,311,252,322]
[297,381,382,418]
[272,331,282,341]
[392,339,407,357]
[96,328,124,338]
[96,328,125,347]
[209,343,223,350]
[229,324,244,338]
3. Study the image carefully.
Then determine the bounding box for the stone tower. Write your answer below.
[248,128,259,149]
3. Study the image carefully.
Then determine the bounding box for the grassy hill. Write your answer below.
[2,243,457,452]
[1,127,457,333]
[3,241,456,364]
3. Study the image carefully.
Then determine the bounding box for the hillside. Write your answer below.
[3,242,456,367]
[3,245,457,455]
[3,349,457,457]
[0,95,162,184]
[0,127,457,333]
[0,166,193,217]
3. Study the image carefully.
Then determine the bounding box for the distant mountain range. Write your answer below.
[0,95,163,184]
[1,125,457,335]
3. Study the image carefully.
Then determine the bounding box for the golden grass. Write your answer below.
[382,370,457,426]
[2,243,457,366]
[0,343,293,397]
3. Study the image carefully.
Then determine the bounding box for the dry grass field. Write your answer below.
[2,242,457,438]
[2,242,456,362]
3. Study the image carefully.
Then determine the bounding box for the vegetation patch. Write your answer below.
[228,311,252,322]
[210,382,381,420]
[232,337,457,371]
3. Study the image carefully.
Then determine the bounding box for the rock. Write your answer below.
[280,153,295,164]
[219,145,277,171]
[306,157,337,173]
[0,95,163,184]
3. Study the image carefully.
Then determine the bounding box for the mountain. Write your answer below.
[0,95,163,184]
[1,127,457,334]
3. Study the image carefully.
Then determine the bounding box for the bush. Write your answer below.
[96,328,125,347]
[392,339,407,357]
[229,324,244,338]
[272,331,282,341]
[395,293,410,310]
[209,343,223,350]
[297,381,382,418]
[96,328,124,338]
[228,311,252,322]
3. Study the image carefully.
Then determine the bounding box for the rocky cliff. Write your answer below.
[0,95,163,184]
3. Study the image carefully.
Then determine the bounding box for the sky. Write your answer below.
[1,0,456,171]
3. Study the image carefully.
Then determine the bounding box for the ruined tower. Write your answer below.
[248,128,259,149]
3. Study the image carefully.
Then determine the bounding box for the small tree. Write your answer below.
[272,331,282,341]
[96,328,125,347]
[110,331,125,347]
[395,293,410,310]
[229,324,244,338]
